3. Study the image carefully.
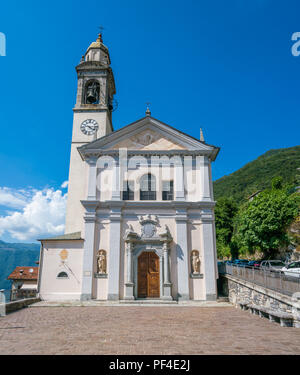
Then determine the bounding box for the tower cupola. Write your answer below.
[84,33,111,65]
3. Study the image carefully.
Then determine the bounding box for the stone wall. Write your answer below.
[5,297,40,315]
[221,274,300,327]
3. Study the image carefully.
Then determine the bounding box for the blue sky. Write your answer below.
[0,0,300,242]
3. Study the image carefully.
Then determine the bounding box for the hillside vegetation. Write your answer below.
[213,146,300,203]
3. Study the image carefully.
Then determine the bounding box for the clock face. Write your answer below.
[80,119,99,135]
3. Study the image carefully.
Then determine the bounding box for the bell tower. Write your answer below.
[65,34,116,234]
[72,33,116,141]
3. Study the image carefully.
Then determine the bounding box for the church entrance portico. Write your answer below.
[124,216,173,301]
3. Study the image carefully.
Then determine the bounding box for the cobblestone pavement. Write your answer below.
[0,305,299,354]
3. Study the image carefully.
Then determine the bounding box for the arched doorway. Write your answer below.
[138,252,160,298]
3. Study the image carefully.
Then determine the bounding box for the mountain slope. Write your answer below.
[0,241,40,293]
[213,145,300,203]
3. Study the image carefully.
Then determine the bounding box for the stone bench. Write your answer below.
[266,309,293,327]
[247,303,293,327]
[247,304,261,316]
[237,301,249,311]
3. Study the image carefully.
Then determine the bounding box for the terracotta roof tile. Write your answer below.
[7,266,39,280]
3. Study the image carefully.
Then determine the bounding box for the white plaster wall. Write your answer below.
[22,281,37,288]
[39,240,84,301]
[65,143,88,234]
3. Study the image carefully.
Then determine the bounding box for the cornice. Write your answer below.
[79,149,215,160]
[97,200,216,209]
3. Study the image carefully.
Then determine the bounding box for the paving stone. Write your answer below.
[0,306,299,354]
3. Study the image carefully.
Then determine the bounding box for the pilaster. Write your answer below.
[199,156,212,201]
[175,207,190,301]
[175,157,185,201]
[87,157,98,200]
[162,241,172,300]
[201,212,217,301]
[107,203,122,300]
[124,242,134,300]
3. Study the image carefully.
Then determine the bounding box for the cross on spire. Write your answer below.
[98,25,105,34]
[97,26,105,42]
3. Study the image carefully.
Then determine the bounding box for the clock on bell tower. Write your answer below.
[65,33,116,234]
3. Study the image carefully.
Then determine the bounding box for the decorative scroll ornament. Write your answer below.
[124,224,139,241]
[159,225,172,242]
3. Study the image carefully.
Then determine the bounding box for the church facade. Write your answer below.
[38,34,220,302]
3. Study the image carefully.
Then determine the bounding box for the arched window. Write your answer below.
[85,80,100,104]
[57,271,68,279]
[140,173,156,200]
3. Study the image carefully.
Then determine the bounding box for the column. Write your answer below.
[124,242,134,300]
[80,202,97,301]
[107,205,122,300]
[162,242,172,300]
[175,208,190,301]
[201,215,217,301]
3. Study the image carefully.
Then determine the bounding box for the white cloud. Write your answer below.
[0,186,67,242]
[0,187,30,209]
[61,181,68,189]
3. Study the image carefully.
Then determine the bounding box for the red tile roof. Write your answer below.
[7,266,39,281]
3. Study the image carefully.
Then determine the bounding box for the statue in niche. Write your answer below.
[97,250,106,274]
[191,250,200,274]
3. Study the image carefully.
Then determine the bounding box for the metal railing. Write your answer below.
[221,264,300,297]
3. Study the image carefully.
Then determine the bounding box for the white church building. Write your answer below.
[38,34,220,302]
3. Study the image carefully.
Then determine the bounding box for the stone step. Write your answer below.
[119,299,178,305]
[217,296,229,302]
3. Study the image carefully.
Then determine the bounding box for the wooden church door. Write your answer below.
[138,252,160,298]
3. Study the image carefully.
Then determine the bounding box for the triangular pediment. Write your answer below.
[79,116,219,159]
[111,128,185,151]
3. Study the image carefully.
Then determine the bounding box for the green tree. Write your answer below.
[235,178,299,258]
[215,197,238,258]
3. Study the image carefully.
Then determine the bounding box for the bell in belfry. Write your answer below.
[86,81,100,104]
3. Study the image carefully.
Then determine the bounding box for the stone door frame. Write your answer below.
[124,234,173,300]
